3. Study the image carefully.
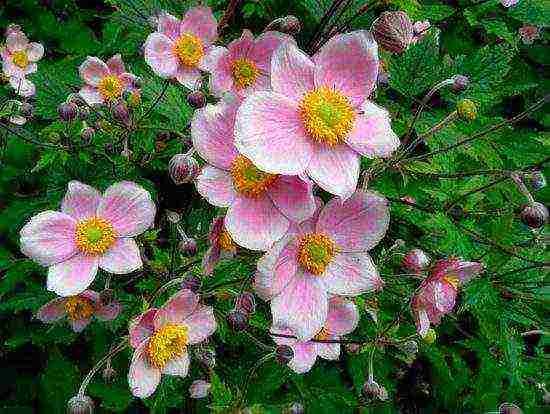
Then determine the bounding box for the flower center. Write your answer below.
[314,326,330,341]
[12,50,29,68]
[75,217,116,255]
[230,155,278,198]
[147,324,188,369]
[443,275,459,290]
[173,33,204,67]
[98,75,123,101]
[231,58,260,89]
[298,86,355,146]
[297,233,337,275]
[64,296,95,320]
[218,227,235,252]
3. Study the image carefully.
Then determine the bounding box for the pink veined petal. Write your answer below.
[163,351,190,377]
[227,29,255,61]
[36,298,67,323]
[128,342,161,399]
[234,91,313,175]
[323,252,384,296]
[250,31,295,73]
[256,234,299,298]
[70,317,92,333]
[306,144,359,199]
[254,270,274,301]
[154,289,199,330]
[195,165,237,208]
[268,175,316,223]
[202,245,221,276]
[201,46,232,97]
[175,66,202,89]
[79,85,104,105]
[270,326,296,347]
[313,30,378,107]
[271,271,328,341]
[106,54,125,75]
[415,307,430,337]
[433,281,457,313]
[288,341,318,374]
[99,237,142,274]
[26,42,44,62]
[296,196,324,234]
[346,101,400,158]
[454,261,484,284]
[3,60,24,78]
[6,31,28,52]
[20,211,77,266]
[180,6,218,46]
[61,181,102,221]
[325,297,359,336]
[129,308,158,348]
[157,12,181,40]
[225,195,289,251]
[80,289,101,304]
[119,73,138,90]
[183,305,217,344]
[79,56,109,87]
[316,190,390,252]
[24,62,38,75]
[9,76,35,97]
[144,33,179,78]
[191,99,239,170]
[47,254,99,297]
[95,299,122,321]
[271,42,315,102]
[97,181,156,238]
[316,341,340,361]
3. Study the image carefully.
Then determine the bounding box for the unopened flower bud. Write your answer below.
[181,275,201,292]
[112,102,130,125]
[169,153,200,185]
[423,328,437,344]
[265,15,301,35]
[166,210,181,224]
[286,402,304,414]
[102,365,116,382]
[345,343,362,354]
[227,309,249,331]
[187,91,206,109]
[77,106,90,120]
[104,142,114,154]
[372,11,414,54]
[402,249,430,273]
[67,93,86,107]
[452,75,469,92]
[194,347,216,368]
[499,403,523,414]
[67,394,94,414]
[362,380,388,401]
[189,379,211,399]
[80,127,95,144]
[99,288,114,306]
[58,102,78,122]
[457,99,477,120]
[179,238,197,256]
[275,344,294,364]
[20,102,33,117]
[529,170,546,191]
[235,292,256,315]
[520,202,548,229]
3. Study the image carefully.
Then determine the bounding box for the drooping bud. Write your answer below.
[112,102,130,125]
[67,394,94,414]
[168,153,200,185]
[194,347,216,369]
[80,127,95,144]
[264,15,301,36]
[187,91,206,109]
[275,344,294,364]
[58,102,78,122]
[189,379,211,399]
[371,11,414,54]
[423,328,437,344]
[362,380,388,401]
[529,170,546,191]
[181,274,201,292]
[235,292,256,315]
[456,99,477,120]
[451,75,470,92]
[402,249,431,273]
[178,237,198,256]
[286,402,304,414]
[227,309,249,331]
[499,403,523,414]
[520,202,548,229]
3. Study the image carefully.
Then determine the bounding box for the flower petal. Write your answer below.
[183,305,217,344]
[201,46,232,97]
[26,42,44,62]
[434,281,457,313]
[271,42,315,102]
[79,85,104,105]
[414,308,430,337]
[175,66,202,89]
[70,317,92,332]
[157,12,181,40]
[180,6,218,46]
[163,351,190,377]
[234,92,313,175]
[268,175,316,223]
[61,181,102,221]
[455,261,484,284]
[9,76,35,97]
[251,31,295,73]
[195,165,236,208]
[288,341,318,374]
[256,233,298,299]
[325,297,359,336]
[144,33,179,78]
[99,237,142,274]
[6,31,28,52]
[316,342,340,361]
[20,211,77,266]
[323,252,383,296]
[129,308,158,348]
[97,181,156,238]
[79,56,109,87]
[95,299,122,321]
[107,54,125,75]
[36,298,67,323]
[47,254,99,297]
[128,342,161,399]
[316,190,389,252]
[154,289,199,329]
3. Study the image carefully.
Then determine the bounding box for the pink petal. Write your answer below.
[24,62,38,75]
[202,245,221,275]
[306,144,359,199]
[119,73,138,90]
[323,252,383,295]
[414,308,430,337]
[9,76,35,97]
[157,12,181,40]
[3,60,24,78]
[79,56,109,87]
[144,33,179,78]
[129,308,158,348]
[26,42,44,62]
[271,326,296,347]
[201,46,232,97]
[79,85,104,105]
[107,54,125,75]
[97,181,156,237]
[288,341,318,373]
[79,289,101,303]
[70,317,92,332]
[234,91,313,175]
[6,31,28,52]
[268,175,316,223]
[250,31,295,73]
[154,289,199,329]
[271,271,328,341]
[180,6,218,46]
[227,30,255,60]
[163,351,190,377]
[36,298,67,323]
[325,297,359,336]
[99,237,142,274]
[20,211,77,266]
[316,190,390,252]
[433,281,457,313]
[455,261,484,284]
[225,195,289,251]
[191,99,239,170]
[296,196,324,234]
[175,66,202,89]
[316,342,340,360]
[61,181,102,221]
[195,165,236,208]
[346,101,399,158]
[95,299,122,321]
[313,30,378,107]
[47,254,99,297]
[128,342,161,398]
[183,305,217,344]
[271,42,315,102]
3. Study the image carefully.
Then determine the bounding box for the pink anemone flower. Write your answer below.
[271,296,359,374]
[412,258,483,337]
[202,29,294,98]
[202,216,237,275]
[128,289,217,398]
[20,181,156,297]
[36,289,121,332]
[192,97,317,251]
[144,7,217,89]
[255,190,388,340]
[234,32,400,199]
[78,54,139,105]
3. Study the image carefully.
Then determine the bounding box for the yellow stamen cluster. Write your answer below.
[299,86,355,146]
[443,275,459,290]
[231,155,278,198]
[173,33,204,67]
[147,324,188,369]
[98,75,123,102]
[75,217,116,255]
[297,233,337,276]
[64,296,95,320]
[218,227,235,252]
[12,50,29,68]
[314,326,330,341]
[231,58,260,89]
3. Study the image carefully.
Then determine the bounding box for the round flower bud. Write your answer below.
[402,249,430,273]
[235,292,256,315]
[286,402,304,414]
[189,379,211,399]
[194,347,216,369]
[345,343,362,354]
[127,90,141,108]
[58,102,78,122]
[168,153,200,185]
[227,309,249,331]
[499,403,523,414]
[362,380,388,401]
[371,11,414,54]
[99,288,114,306]
[67,394,94,414]
[265,15,301,35]
[112,102,130,125]
[77,106,90,120]
[102,365,116,383]
[80,127,95,144]
[181,275,201,292]
[104,142,114,154]
[275,345,294,365]
[456,99,477,120]
[520,202,548,229]
[423,328,437,344]
[398,340,419,356]
[452,75,470,92]
[179,238,198,256]
[187,91,206,109]
[529,170,546,191]
[166,210,181,224]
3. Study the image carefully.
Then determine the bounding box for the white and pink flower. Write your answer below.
[20,181,156,297]
[192,97,317,250]
[500,0,519,7]
[518,25,541,45]
[234,32,399,198]
[271,296,359,373]
[255,190,388,340]
[202,216,237,275]
[144,7,217,89]
[128,289,217,398]
[36,289,121,332]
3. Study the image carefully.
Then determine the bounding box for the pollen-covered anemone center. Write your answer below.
[443,275,459,290]
[98,75,123,101]
[231,58,260,89]
[12,50,29,68]
[297,233,337,276]
[231,155,278,198]
[147,324,188,369]
[314,326,330,341]
[75,217,116,255]
[298,86,355,146]
[218,227,235,252]
[173,33,204,67]
[64,296,95,320]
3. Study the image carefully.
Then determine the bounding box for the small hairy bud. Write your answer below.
[80,127,95,144]
[452,75,470,92]
[423,328,437,344]
[189,379,211,399]
[362,380,388,401]
[179,238,198,256]
[265,15,301,35]
[286,402,304,414]
[181,275,201,292]
[402,249,430,273]
[194,347,216,368]
[372,11,414,54]
[187,91,206,109]
[78,106,90,120]
[102,365,116,383]
[112,102,130,125]
[499,403,523,414]
[227,309,249,331]
[456,99,477,120]
[169,153,200,185]
[275,345,294,364]
[529,170,546,191]
[345,343,362,354]
[520,202,548,229]
[67,394,94,414]
[398,340,419,356]
[235,292,256,315]
[58,102,78,122]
